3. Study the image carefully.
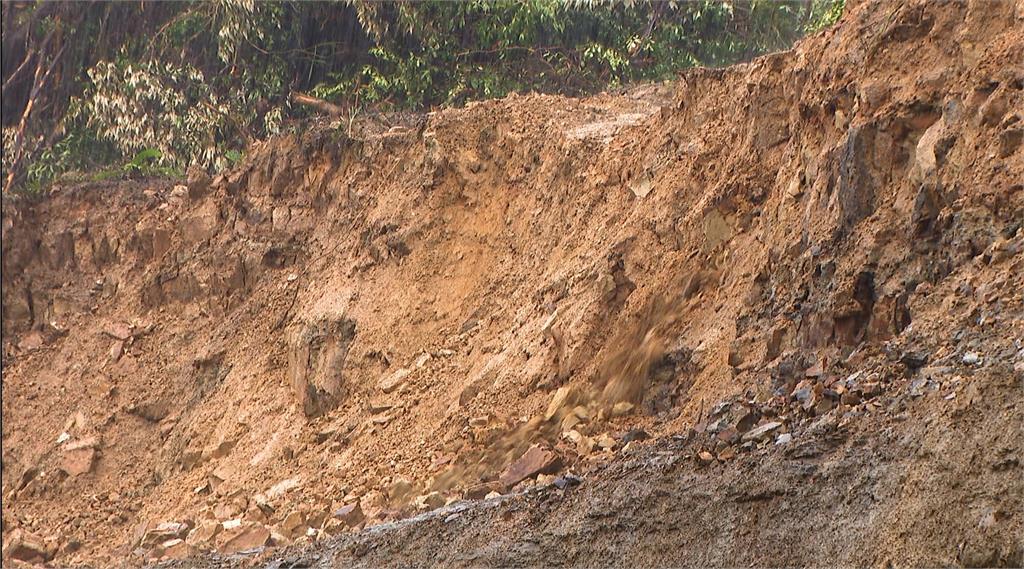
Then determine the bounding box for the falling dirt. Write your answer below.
[2,0,1023,567]
[428,296,681,499]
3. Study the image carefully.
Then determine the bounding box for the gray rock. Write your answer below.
[741,421,783,443]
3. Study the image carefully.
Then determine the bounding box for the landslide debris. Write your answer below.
[2,0,1022,567]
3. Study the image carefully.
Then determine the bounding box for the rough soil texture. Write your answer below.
[2,0,1023,567]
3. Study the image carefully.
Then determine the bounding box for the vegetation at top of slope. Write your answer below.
[0,0,843,195]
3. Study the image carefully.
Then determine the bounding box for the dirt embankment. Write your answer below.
[2,0,1022,567]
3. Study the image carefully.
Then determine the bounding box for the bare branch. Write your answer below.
[291,92,346,118]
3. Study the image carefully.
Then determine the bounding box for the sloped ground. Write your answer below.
[2,0,1022,567]
[174,361,1022,568]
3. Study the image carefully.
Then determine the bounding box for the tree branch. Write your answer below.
[290,92,346,117]
[3,32,64,194]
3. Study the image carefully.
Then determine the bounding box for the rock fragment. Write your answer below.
[102,322,133,341]
[109,340,125,362]
[60,437,100,476]
[2,529,52,563]
[379,368,412,393]
[735,409,761,433]
[900,350,929,370]
[596,433,617,451]
[498,444,561,488]
[186,521,222,547]
[553,474,582,490]
[217,521,271,554]
[610,401,634,417]
[213,502,243,521]
[141,521,190,548]
[621,428,650,444]
[414,492,446,510]
[962,352,981,365]
[741,421,783,443]
[387,478,414,503]
[545,386,570,420]
[332,502,365,527]
[279,511,307,539]
[160,538,194,560]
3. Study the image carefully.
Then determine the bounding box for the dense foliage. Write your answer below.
[1,0,843,194]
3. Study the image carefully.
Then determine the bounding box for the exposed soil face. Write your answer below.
[170,364,1023,569]
[2,0,1022,567]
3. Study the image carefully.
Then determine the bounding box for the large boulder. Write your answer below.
[287,317,356,417]
[2,529,53,564]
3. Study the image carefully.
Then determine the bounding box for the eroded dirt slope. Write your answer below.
[2,0,1023,566]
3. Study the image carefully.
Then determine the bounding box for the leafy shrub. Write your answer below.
[80,60,238,172]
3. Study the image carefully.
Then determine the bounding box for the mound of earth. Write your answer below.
[2,0,1022,567]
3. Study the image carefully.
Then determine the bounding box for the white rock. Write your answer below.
[266,477,302,499]
[379,368,412,393]
[962,352,981,365]
[544,387,570,421]
[741,421,783,443]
